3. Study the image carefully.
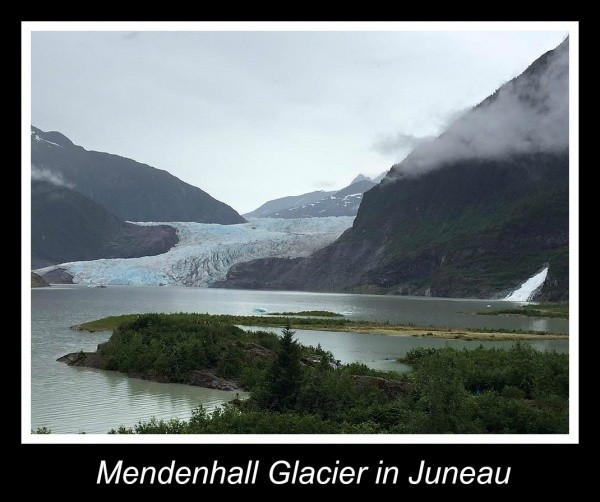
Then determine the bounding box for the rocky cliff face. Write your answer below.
[220,39,569,300]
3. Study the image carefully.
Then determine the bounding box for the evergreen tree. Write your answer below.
[254,321,303,411]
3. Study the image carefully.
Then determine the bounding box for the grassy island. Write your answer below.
[267,310,344,317]
[62,313,568,434]
[73,312,567,340]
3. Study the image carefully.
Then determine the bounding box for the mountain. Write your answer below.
[350,174,370,184]
[32,180,178,268]
[245,178,376,219]
[244,190,335,218]
[31,127,245,224]
[355,172,388,184]
[219,39,569,301]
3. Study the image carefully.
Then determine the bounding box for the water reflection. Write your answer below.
[530,318,550,333]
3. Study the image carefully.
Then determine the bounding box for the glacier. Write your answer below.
[35,217,354,287]
[503,266,549,302]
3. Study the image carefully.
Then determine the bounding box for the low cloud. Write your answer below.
[390,38,569,178]
[311,180,336,189]
[437,107,470,129]
[372,131,434,157]
[32,165,74,189]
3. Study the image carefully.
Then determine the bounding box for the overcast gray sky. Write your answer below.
[31,29,567,214]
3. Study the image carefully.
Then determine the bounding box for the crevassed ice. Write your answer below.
[35,216,354,287]
[503,266,549,302]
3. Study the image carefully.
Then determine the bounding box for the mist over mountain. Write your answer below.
[389,38,568,179]
[31,126,245,224]
[220,38,569,301]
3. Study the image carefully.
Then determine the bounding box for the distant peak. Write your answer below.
[31,125,74,148]
[351,174,370,184]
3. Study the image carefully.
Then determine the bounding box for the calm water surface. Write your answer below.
[31,286,569,433]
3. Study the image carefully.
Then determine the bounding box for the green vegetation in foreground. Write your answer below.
[31,272,50,288]
[267,310,344,317]
[101,314,568,434]
[74,312,566,339]
[477,302,569,319]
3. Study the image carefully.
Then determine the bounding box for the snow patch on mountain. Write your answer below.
[35,217,354,287]
[31,128,62,147]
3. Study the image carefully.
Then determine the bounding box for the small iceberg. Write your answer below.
[503,267,549,302]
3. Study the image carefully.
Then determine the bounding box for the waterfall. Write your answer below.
[503,267,549,302]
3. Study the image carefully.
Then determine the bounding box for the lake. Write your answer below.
[30,286,569,433]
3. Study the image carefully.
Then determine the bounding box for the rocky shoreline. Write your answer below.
[57,351,244,392]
